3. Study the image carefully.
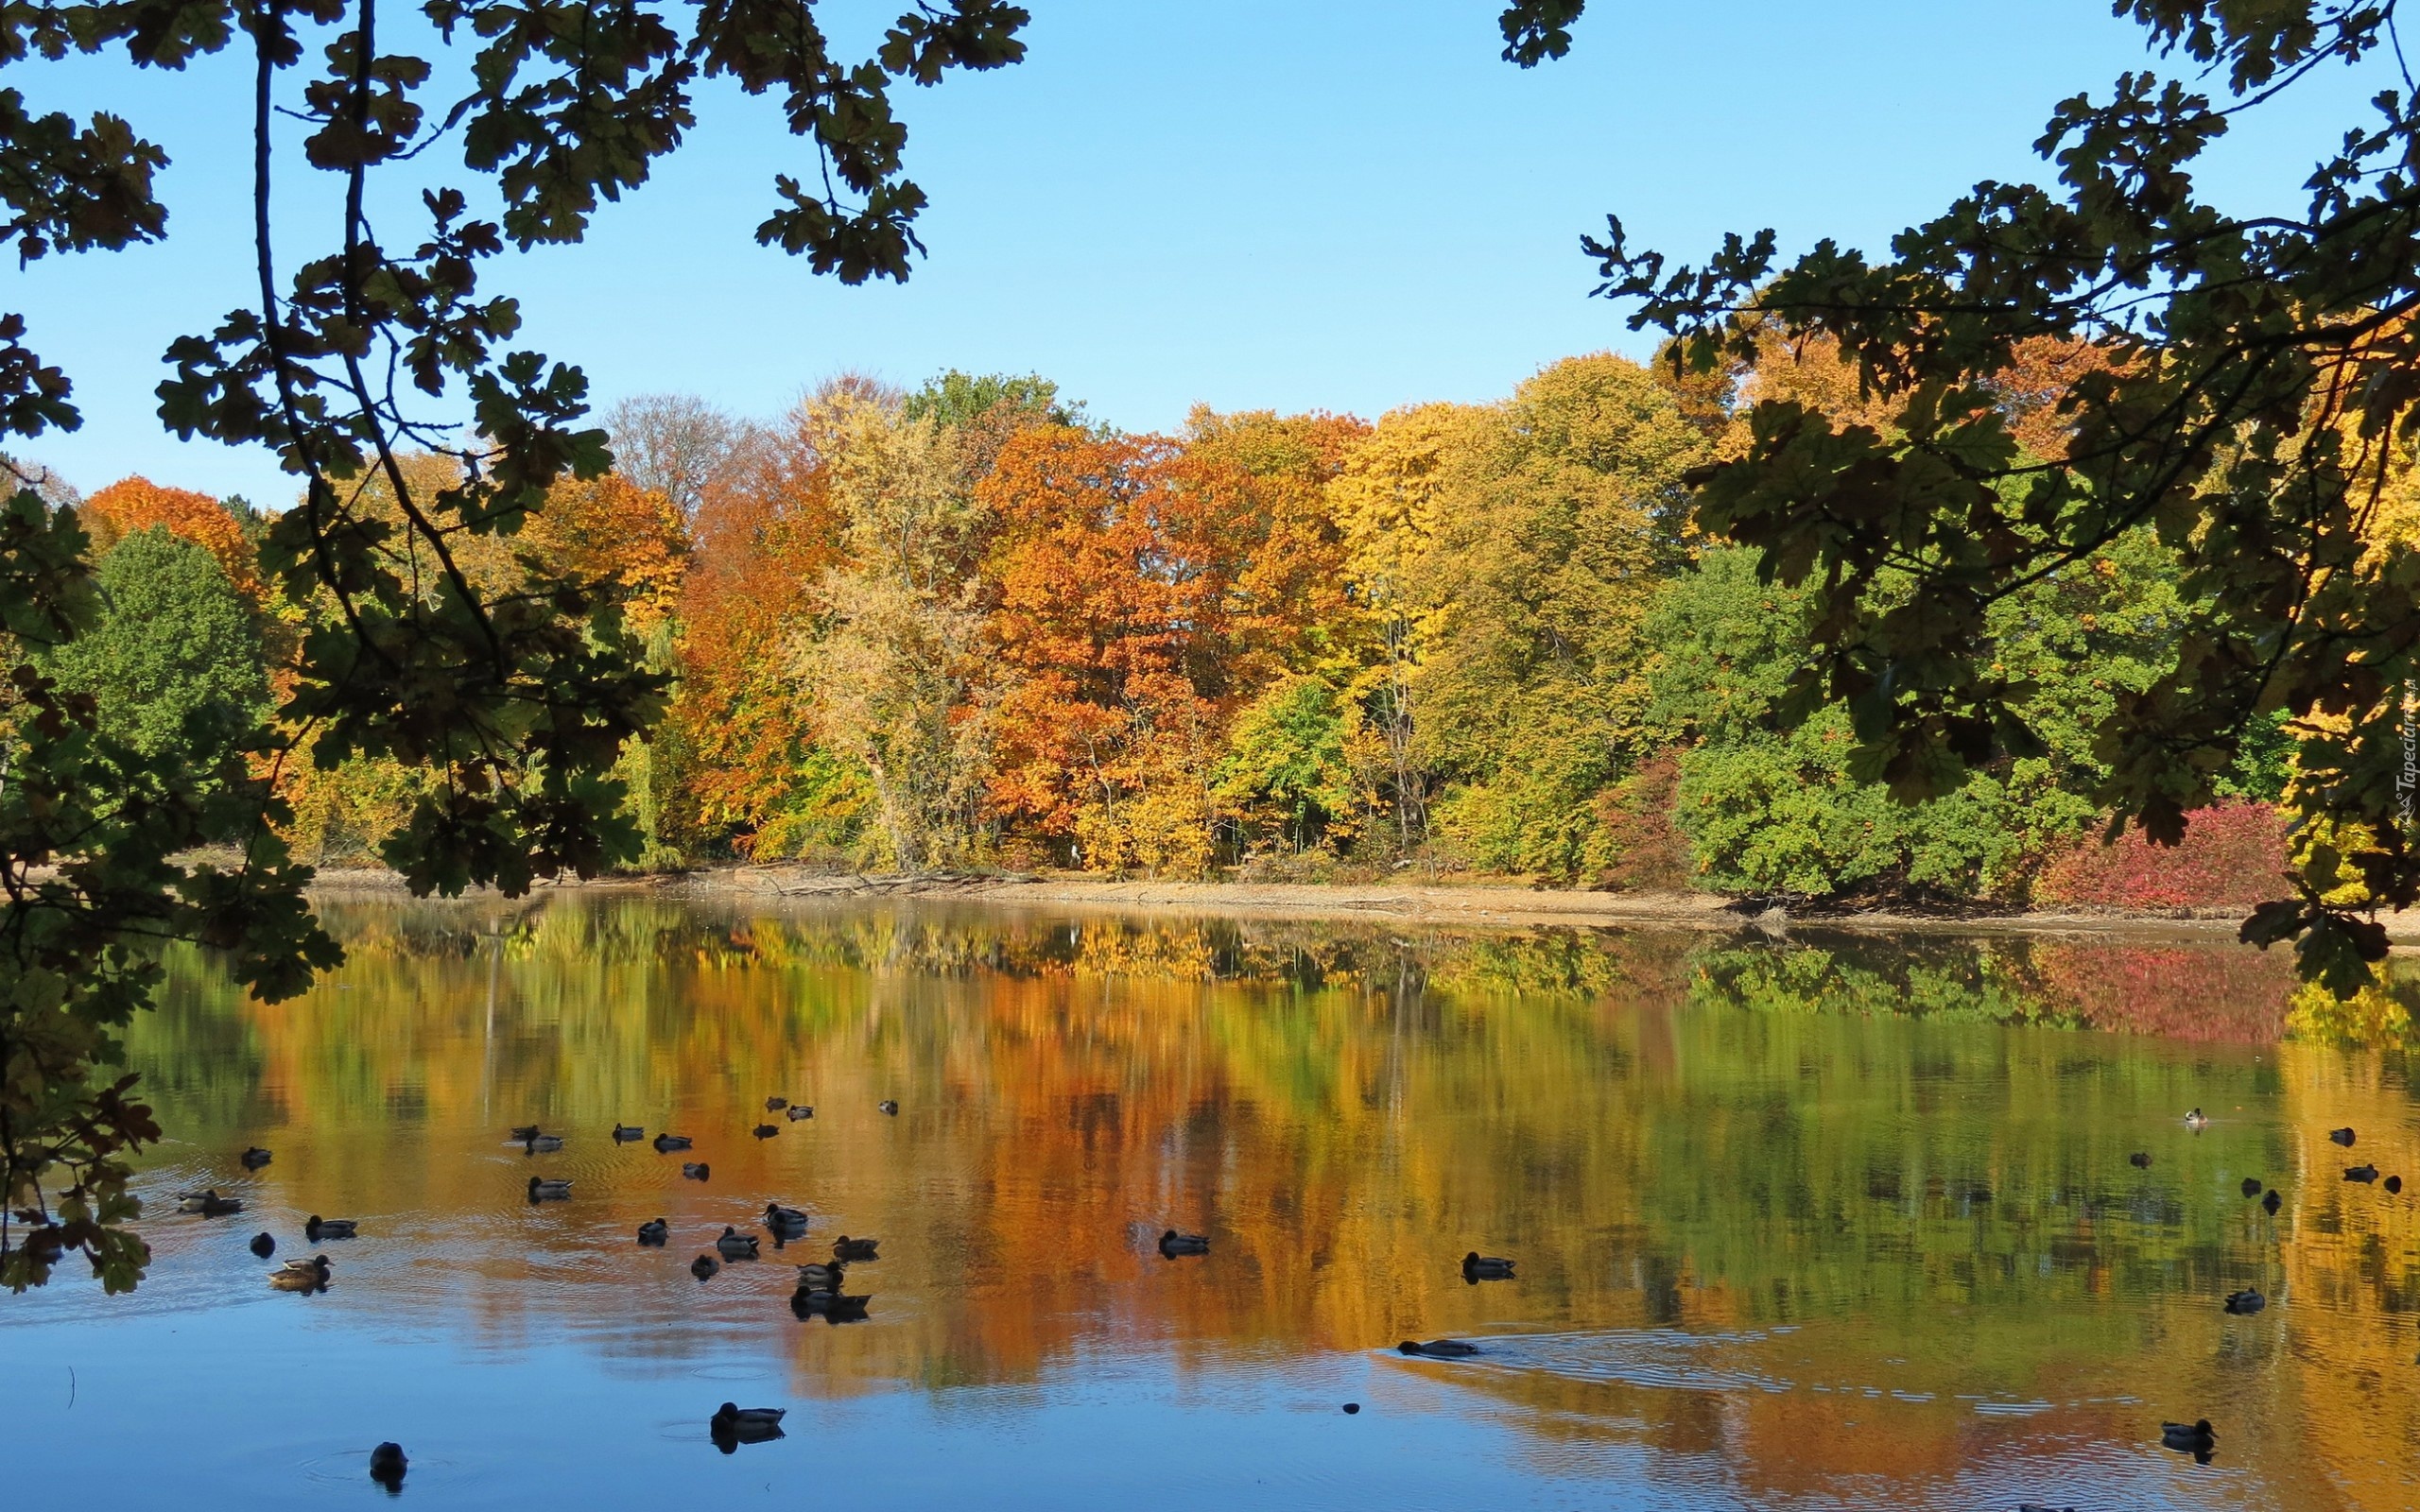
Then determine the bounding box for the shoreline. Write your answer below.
[306,863,2376,944]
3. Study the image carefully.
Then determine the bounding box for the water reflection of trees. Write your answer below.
[125,895,2417,1511]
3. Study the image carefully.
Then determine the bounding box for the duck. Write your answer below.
[2262,1189,2283,1215]
[527,1176,573,1200]
[612,1124,645,1143]
[832,1235,878,1261]
[268,1254,331,1291]
[508,1125,541,1143]
[2223,1288,2266,1314]
[304,1215,358,1242]
[2346,1163,2381,1183]
[682,1161,711,1181]
[652,1132,693,1153]
[785,1105,815,1121]
[716,1227,761,1260]
[790,1287,870,1321]
[691,1253,721,1280]
[710,1402,786,1442]
[2390,1175,2406,1195]
[2241,1177,2264,1197]
[637,1218,669,1246]
[2330,1126,2357,1147]
[878,1100,899,1116]
[249,1231,276,1258]
[765,1095,788,1111]
[2160,1418,2217,1453]
[794,1262,844,1289]
[1462,1251,1515,1281]
[2185,1108,2209,1130]
[239,1146,273,1169]
[178,1189,243,1216]
[752,1124,779,1140]
[1158,1229,1210,1258]
[764,1203,809,1230]
[368,1442,406,1486]
[2129,1151,2152,1168]
[1398,1338,1479,1358]
[522,1132,565,1154]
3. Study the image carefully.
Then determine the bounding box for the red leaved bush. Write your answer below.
[2032,800,2290,911]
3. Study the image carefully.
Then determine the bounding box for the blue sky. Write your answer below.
[10,1,2391,506]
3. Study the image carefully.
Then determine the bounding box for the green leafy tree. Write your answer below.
[1217,674,1363,855]
[1507,0,2412,988]
[46,527,270,773]
[0,0,1028,1288]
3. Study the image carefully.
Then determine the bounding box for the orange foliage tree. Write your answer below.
[82,476,263,602]
[980,427,1272,872]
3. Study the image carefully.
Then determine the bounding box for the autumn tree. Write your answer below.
[799,391,996,869]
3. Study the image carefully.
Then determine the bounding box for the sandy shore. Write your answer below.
[303,862,2420,945]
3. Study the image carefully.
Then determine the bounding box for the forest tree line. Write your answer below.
[45,335,2335,906]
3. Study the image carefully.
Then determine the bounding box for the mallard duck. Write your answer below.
[1462,1251,1515,1280]
[819,1294,871,1323]
[2241,1177,2264,1197]
[2330,1126,2357,1146]
[368,1443,406,1486]
[527,1176,572,1200]
[2129,1152,2152,1168]
[794,1262,843,1288]
[1158,1229,1210,1258]
[2262,1189,2283,1215]
[2185,1108,2209,1130]
[2389,1175,2406,1195]
[832,1234,878,1261]
[250,1231,276,1258]
[239,1146,272,1169]
[785,1105,815,1121]
[2160,1418,2216,1452]
[523,1132,565,1154]
[179,1189,243,1216]
[613,1124,645,1143]
[790,1287,870,1320]
[1397,1338,1479,1358]
[765,1096,788,1111]
[268,1254,331,1290]
[710,1402,786,1442]
[691,1253,720,1280]
[304,1215,358,1241]
[716,1226,760,1260]
[764,1203,809,1229]
[752,1124,779,1140]
[877,1099,899,1116]
[2346,1163,2381,1183]
[509,1125,541,1142]
[2223,1288,2266,1314]
[682,1161,711,1181]
[653,1132,693,1153]
[637,1218,669,1246]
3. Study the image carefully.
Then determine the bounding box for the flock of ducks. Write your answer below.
[2122,1108,2408,1467]
[182,1093,2364,1473]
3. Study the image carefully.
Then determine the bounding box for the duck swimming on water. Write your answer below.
[682,1161,711,1181]
[1158,1229,1209,1258]
[2161,1418,2217,1456]
[2185,1108,2209,1130]
[1398,1339,1479,1358]
[765,1096,788,1111]
[691,1254,720,1280]
[752,1124,779,1139]
[786,1105,815,1121]
[2223,1288,2266,1314]
[178,1189,243,1216]
[637,1218,668,1246]
[2129,1152,2152,1168]
[833,1235,878,1261]
[250,1232,276,1258]
[304,1215,357,1242]
[716,1227,760,1260]
[239,1146,272,1169]
[2330,1126,2358,1147]
[613,1124,645,1143]
[2241,1177,2264,1197]
[2347,1164,2381,1183]
[268,1254,331,1291]
[764,1203,808,1230]
[2263,1189,2283,1215]
[522,1132,564,1153]
[652,1132,693,1153]
[527,1176,572,1200]
[878,1100,899,1116]
[1462,1251,1515,1281]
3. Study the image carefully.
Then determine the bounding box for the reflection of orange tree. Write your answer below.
[118,898,2414,1508]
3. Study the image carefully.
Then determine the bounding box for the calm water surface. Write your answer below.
[9,894,2417,1510]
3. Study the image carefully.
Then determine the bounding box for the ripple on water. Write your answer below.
[1389,1328,1795,1395]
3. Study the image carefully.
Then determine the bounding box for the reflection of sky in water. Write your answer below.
[6,894,2415,1509]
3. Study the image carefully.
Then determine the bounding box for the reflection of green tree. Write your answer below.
[1687,938,2081,1028]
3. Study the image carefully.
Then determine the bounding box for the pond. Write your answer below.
[8,892,2415,1510]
